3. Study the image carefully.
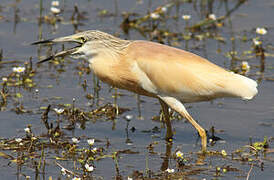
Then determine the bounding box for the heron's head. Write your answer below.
[32,30,130,64]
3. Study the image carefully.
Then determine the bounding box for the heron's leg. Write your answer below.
[159,98,173,140]
[158,96,207,152]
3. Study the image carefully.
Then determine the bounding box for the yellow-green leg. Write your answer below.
[158,96,207,153]
[159,98,173,141]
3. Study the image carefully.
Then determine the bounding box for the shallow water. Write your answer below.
[0,0,273,179]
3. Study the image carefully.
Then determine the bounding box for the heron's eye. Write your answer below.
[80,37,86,43]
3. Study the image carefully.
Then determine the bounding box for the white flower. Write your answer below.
[15,138,22,142]
[252,38,261,46]
[2,77,7,82]
[209,14,216,20]
[87,139,95,146]
[72,137,79,144]
[51,1,59,7]
[241,61,250,72]
[128,177,133,180]
[24,127,30,133]
[125,115,133,120]
[166,168,175,173]
[150,13,160,19]
[176,151,183,158]
[85,164,94,172]
[51,7,61,14]
[54,108,64,114]
[61,168,66,175]
[92,147,97,153]
[221,149,227,156]
[182,15,191,20]
[13,67,25,73]
[19,142,23,146]
[72,177,81,180]
[161,6,167,13]
[256,28,267,35]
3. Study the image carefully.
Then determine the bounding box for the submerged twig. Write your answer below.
[41,105,51,130]
[0,49,2,62]
[246,163,254,180]
[190,0,247,30]
[55,161,78,176]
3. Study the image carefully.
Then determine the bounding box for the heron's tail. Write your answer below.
[229,73,258,100]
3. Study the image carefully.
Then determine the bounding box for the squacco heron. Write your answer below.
[32,30,258,152]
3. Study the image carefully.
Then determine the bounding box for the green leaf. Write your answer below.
[16,93,23,98]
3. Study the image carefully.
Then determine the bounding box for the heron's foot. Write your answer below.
[194,128,207,152]
[196,128,223,150]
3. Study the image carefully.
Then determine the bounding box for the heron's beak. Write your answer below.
[31,35,84,64]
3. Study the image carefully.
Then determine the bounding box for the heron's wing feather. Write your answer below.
[128,41,257,102]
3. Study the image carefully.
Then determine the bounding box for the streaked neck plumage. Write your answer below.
[71,32,131,64]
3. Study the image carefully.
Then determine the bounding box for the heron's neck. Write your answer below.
[87,48,120,65]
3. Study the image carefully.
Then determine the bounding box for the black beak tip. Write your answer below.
[31,39,54,45]
[36,56,54,64]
